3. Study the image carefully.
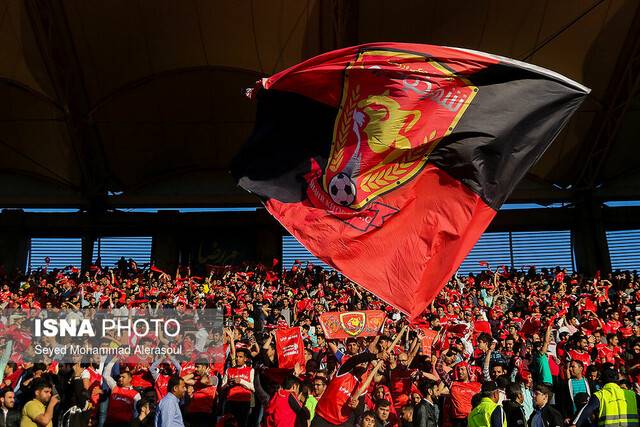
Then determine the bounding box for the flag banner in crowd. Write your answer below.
[419,328,438,357]
[0,308,224,364]
[318,310,385,339]
[232,42,589,319]
[275,326,305,370]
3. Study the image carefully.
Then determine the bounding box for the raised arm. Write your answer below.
[337,352,378,376]
[435,356,453,389]
[103,356,118,390]
[541,323,553,355]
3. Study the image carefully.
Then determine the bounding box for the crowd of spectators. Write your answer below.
[0,258,639,427]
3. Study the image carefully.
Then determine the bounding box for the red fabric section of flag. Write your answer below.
[519,317,542,338]
[266,165,495,319]
[275,327,305,371]
[264,42,498,108]
[150,265,165,274]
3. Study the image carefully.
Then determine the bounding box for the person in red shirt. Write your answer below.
[387,352,415,411]
[313,351,382,427]
[151,356,182,401]
[103,356,141,427]
[597,333,622,366]
[567,336,592,366]
[619,317,634,338]
[602,311,622,335]
[435,358,481,427]
[81,359,105,424]
[186,372,219,427]
[222,348,255,427]
[263,375,310,427]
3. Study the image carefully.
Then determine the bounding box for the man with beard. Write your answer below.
[436,358,482,427]
[103,356,142,427]
[0,389,19,427]
[19,379,59,427]
[155,376,186,427]
[388,352,414,411]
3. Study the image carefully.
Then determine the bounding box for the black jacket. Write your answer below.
[413,399,438,427]
[527,404,564,427]
[558,378,591,419]
[503,400,527,427]
[0,408,20,427]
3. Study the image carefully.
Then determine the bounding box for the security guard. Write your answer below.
[469,381,507,427]
[572,367,638,427]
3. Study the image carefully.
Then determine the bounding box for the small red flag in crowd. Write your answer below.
[275,327,305,371]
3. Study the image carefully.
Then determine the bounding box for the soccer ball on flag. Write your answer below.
[329,173,356,206]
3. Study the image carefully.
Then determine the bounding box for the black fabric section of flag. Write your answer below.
[428,63,587,210]
[231,89,336,203]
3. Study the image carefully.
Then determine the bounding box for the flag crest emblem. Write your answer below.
[318,49,478,211]
[339,312,367,336]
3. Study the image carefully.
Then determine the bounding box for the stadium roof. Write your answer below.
[1,0,639,210]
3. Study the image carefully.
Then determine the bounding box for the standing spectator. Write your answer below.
[572,367,638,427]
[263,375,310,427]
[515,371,534,421]
[155,376,186,427]
[359,411,378,427]
[468,381,506,427]
[436,359,481,427]
[313,352,380,426]
[19,379,59,427]
[185,372,218,427]
[530,325,554,386]
[568,337,592,367]
[388,352,415,410]
[596,334,622,366]
[412,381,439,427]
[528,384,562,427]
[399,405,414,427]
[222,348,255,426]
[103,356,141,427]
[0,390,19,427]
[131,398,154,427]
[503,383,527,427]
[561,360,590,418]
[372,399,393,427]
[312,376,327,401]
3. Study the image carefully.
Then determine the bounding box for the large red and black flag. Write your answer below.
[232,43,589,319]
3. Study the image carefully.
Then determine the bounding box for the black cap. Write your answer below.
[481,381,499,393]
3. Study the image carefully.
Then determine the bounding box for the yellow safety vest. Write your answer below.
[595,383,639,427]
[468,397,506,427]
